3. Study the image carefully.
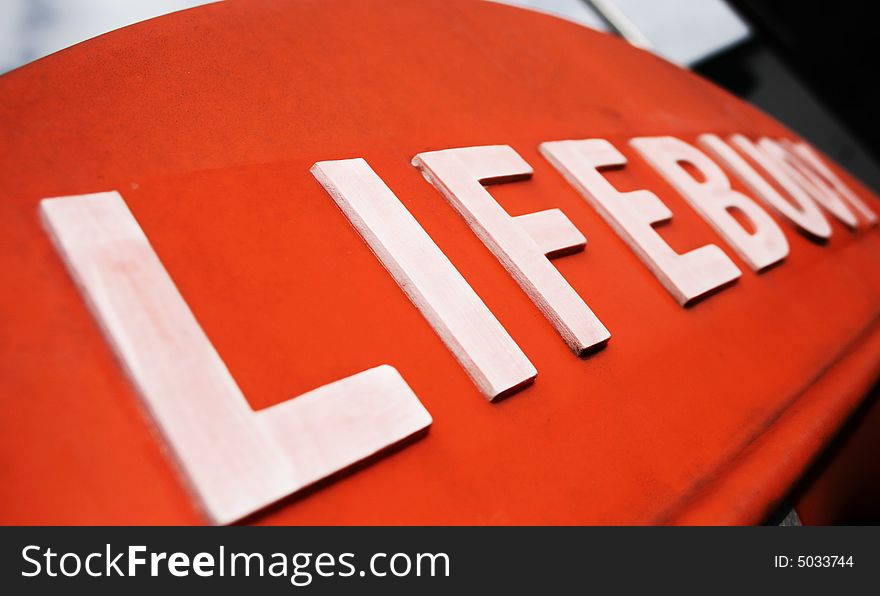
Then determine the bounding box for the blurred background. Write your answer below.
[1,0,878,523]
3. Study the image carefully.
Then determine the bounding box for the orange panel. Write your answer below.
[1,0,879,524]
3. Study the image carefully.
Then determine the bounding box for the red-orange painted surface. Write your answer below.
[1,0,879,525]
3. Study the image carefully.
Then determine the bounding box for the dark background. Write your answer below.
[695,1,880,194]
